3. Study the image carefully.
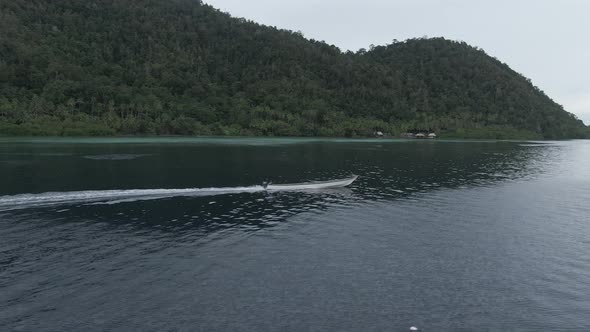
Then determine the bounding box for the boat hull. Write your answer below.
[266,175,358,191]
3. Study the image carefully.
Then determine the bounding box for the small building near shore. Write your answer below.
[415,133,426,139]
[428,133,437,139]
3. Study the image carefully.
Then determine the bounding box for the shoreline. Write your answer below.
[0,136,566,144]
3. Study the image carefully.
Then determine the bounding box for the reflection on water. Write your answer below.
[0,139,589,331]
[0,140,560,232]
[0,140,568,242]
[83,154,152,160]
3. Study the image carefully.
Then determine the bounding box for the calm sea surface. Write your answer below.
[0,137,589,331]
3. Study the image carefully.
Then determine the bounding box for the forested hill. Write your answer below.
[0,0,587,138]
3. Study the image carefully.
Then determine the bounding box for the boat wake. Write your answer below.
[0,186,265,212]
[0,175,358,211]
[0,176,358,211]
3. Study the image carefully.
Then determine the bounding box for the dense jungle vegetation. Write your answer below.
[0,0,587,138]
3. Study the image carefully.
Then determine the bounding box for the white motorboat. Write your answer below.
[265,175,358,191]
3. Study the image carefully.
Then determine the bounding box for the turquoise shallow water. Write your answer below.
[0,138,589,331]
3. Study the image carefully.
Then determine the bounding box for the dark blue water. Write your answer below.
[1,138,589,331]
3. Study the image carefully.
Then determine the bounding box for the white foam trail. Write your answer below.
[0,186,265,211]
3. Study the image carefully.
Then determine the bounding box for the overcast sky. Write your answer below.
[205,0,590,124]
